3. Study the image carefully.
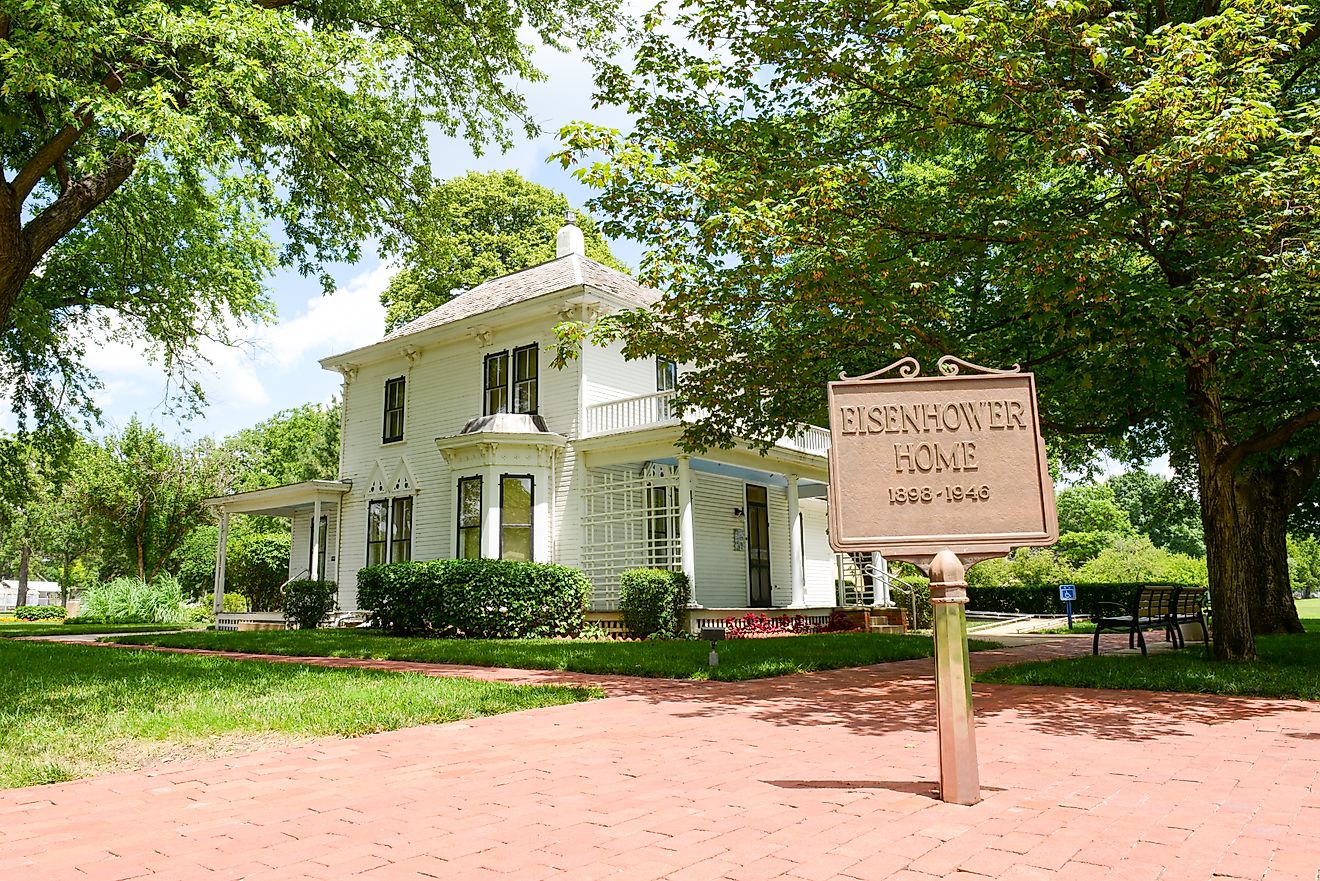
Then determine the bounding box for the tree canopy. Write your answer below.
[0,0,615,425]
[383,170,624,331]
[560,0,1320,659]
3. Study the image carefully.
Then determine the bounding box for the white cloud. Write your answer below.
[73,260,393,438]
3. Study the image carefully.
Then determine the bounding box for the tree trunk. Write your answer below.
[1237,467,1303,635]
[60,555,72,607]
[1195,434,1257,661]
[16,541,30,608]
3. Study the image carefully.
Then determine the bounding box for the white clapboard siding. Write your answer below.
[802,499,837,607]
[582,339,663,409]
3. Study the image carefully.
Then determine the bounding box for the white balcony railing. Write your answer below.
[584,391,830,457]
[585,390,679,434]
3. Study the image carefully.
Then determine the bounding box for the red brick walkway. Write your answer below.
[4,638,1319,880]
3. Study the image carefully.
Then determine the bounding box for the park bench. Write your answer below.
[1091,585,1208,656]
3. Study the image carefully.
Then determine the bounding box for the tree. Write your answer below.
[383,171,624,331]
[0,0,615,425]
[226,401,342,492]
[0,427,82,601]
[82,421,225,582]
[1056,484,1136,536]
[1108,471,1204,557]
[559,0,1320,660]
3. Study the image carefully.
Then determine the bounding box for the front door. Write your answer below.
[746,484,772,607]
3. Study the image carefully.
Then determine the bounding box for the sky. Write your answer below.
[78,42,642,443]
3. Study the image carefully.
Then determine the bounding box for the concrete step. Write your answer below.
[868,624,904,635]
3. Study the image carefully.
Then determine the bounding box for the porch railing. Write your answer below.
[583,390,831,456]
[585,390,678,434]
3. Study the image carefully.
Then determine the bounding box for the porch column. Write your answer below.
[311,497,322,580]
[212,509,230,618]
[787,474,806,608]
[872,551,887,606]
[677,454,698,605]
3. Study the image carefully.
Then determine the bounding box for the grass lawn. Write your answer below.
[108,629,999,682]
[1295,597,1320,617]
[0,640,596,789]
[979,618,1320,700]
[1029,621,1098,634]
[0,622,204,638]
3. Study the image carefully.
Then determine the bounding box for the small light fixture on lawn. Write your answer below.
[699,626,725,667]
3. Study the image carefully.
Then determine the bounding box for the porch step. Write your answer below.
[868,624,904,635]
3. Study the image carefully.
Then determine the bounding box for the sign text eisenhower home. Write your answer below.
[827,357,1057,562]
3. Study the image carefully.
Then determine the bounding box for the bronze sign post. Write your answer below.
[827,356,1058,805]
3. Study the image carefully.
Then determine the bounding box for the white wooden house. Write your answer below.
[207,219,867,630]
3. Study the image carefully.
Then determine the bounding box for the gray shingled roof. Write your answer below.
[382,254,661,341]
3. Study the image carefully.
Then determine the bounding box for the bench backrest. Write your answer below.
[1173,588,1207,616]
[1132,585,1179,620]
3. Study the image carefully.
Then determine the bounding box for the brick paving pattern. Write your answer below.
[3,636,1318,880]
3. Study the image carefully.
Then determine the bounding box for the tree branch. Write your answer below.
[22,135,145,258]
[11,66,134,205]
[1227,409,1320,468]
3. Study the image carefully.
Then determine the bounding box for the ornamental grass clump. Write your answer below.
[78,574,189,625]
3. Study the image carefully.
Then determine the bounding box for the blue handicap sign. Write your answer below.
[1058,584,1077,602]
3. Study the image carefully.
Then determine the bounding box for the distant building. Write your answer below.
[0,580,63,611]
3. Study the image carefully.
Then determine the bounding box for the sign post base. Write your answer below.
[930,549,980,805]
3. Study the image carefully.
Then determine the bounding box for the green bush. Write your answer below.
[888,576,932,630]
[284,580,338,629]
[358,559,591,638]
[77,575,189,624]
[966,547,1076,588]
[14,605,66,621]
[618,568,690,638]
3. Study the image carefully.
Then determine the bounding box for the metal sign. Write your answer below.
[827,356,1058,563]
[1058,584,1077,602]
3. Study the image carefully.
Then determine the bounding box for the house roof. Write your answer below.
[381,253,662,342]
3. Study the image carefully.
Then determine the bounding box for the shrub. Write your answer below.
[966,547,1076,589]
[14,605,66,621]
[77,575,189,624]
[888,576,932,630]
[358,559,591,638]
[618,568,690,638]
[284,580,338,629]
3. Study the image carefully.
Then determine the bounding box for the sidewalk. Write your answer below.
[3,638,1317,880]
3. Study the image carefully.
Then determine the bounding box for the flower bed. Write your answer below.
[724,610,858,639]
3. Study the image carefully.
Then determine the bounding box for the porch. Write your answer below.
[203,479,351,619]
[573,430,833,611]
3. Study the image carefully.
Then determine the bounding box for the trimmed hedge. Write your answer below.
[358,559,591,638]
[283,580,338,630]
[966,582,1201,615]
[14,605,66,621]
[619,568,690,638]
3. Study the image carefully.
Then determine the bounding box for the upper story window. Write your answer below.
[513,344,538,414]
[484,344,539,415]
[656,358,677,393]
[382,377,406,443]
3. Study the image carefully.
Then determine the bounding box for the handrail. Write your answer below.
[861,562,923,625]
[278,569,311,596]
